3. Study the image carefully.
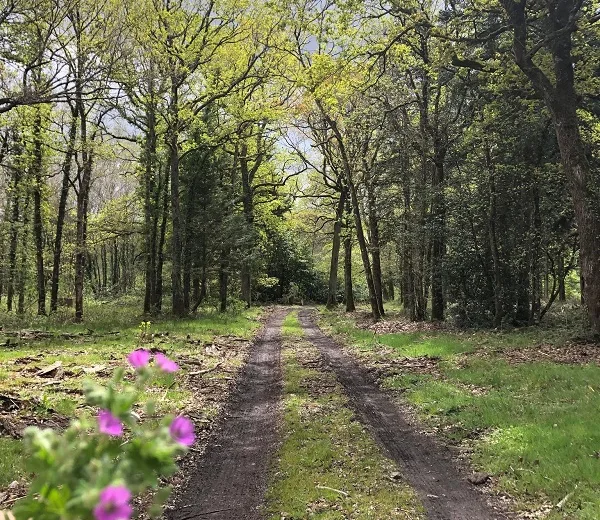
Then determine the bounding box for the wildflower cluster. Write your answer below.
[13,350,194,520]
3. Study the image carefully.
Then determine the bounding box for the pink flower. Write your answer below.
[98,410,123,437]
[93,486,132,520]
[169,416,195,446]
[127,349,150,369]
[155,353,179,373]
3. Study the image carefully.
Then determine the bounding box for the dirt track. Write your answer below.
[298,308,509,520]
[167,307,288,520]
[169,306,511,520]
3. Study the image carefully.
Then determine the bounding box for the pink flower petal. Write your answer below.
[127,349,151,369]
[94,486,132,520]
[98,410,123,437]
[169,416,195,446]
[155,353,179,373]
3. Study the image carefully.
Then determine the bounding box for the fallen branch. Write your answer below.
[189,362,223,377]
[556,485,577,510]
[316,485,349,497]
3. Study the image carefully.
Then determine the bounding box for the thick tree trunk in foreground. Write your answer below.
[501,0,600,333]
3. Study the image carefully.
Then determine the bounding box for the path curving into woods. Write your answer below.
[167,307,288,520]
[297,308,510,520]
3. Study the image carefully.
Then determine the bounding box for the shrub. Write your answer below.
[12,349,193,520]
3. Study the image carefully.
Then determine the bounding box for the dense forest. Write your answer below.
[0,0,598,330]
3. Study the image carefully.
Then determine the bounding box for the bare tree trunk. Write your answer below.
[366,181,385,316]
[6,164,21,312]
[50,111,76,313]
[143,96,159,314]
[318,106,380,320]
[155,164,169,311]
[486,145,503,328]
[558,254,566,301]
[31,106,46,315]
[240,142,254,308]
[343,229,355,312]
[219,249,229,313]
[327,189,346,309]
[430,150,446,321]
[168,81,185,316]
[17,195,30,315]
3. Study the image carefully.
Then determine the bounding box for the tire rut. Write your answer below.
[168,307,289,520]
[298,308,510,520]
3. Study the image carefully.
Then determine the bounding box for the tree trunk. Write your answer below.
[168,81,185,316]
[318,106,380,320]
[430,150,446,321]
[219,249,229,313]
[487,146,503,328]
[558,254,566,301]
[17,195,30,315]
[6,163,21,312]
[143,96,159,314]
[50,111,76,313]
[366,181,385,316]
[155,163,170,311]
[500,0,600,332]
[343,230,355,312]
[31,106,46,315]
[327,189,346,309]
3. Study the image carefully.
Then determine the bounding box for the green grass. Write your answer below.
[266,340,424,519]
[0,439,24,487]
[0,301,264,488]
[281,311,303,337]
[320,309,474,359]
[320,308,600,518]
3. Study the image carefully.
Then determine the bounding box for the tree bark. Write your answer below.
[430,150,446,321]
[168,80,185,316]
[50,111,76,313]
[155,163,170,311]
[219,249,229,313]
[366,180,385,316]
[6,160,21,312]
[327,189,347,309]
[318,106,380,320]
[500,0,600,332]
[17,195,30,315]
[343,229,355,312]
[143,93,159,314]
[31,106,46,315]
[486,145,503,328]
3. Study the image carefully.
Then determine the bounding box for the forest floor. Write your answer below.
[320,305,600,519]
[0,300,264,510]
[1,303,599,519]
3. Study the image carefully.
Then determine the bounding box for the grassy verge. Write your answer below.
[281,310,304,338]
[266,326,424,519]
[0,302,263,489]
[319,309,600,519]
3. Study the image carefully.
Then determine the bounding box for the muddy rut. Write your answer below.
[298,308,509,520]
[168,307,288,520]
